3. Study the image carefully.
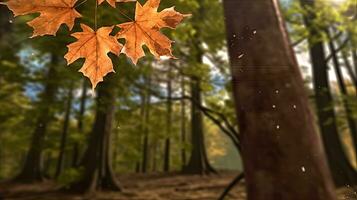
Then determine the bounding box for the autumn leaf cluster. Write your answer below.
[4,0,189,89]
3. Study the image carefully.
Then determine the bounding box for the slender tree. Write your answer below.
[141,75,151,173]
[327,30,357,160]
[15,55,59,182]
[299,0,357,186]
[223,0,337,199]
[0,6,12,178]
[163,66,172,172]
[55,82,74,178]
[72,79,88,167]
[180,77,187,168]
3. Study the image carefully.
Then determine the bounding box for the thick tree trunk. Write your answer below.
[223,0,337,199]
[15,55,59,182]
[163,68,172,172]
[72,79,88,167]
[68,74,120,193]
[299,0,357,187]
[327,31,357,162]
[180,77,187,169]
[55,82,74,178]
[183,78,216,174]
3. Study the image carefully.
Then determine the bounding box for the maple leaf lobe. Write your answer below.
[65,24,123,89]
[6,0,81,37]
[117,0,189,64]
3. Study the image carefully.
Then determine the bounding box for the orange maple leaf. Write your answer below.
[5,0,81,37]
[98,0,136,8]
[65,24,123,89]
[117,0,189,64]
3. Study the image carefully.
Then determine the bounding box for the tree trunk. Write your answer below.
[141,76,151,173]
[0,6,12,41]
[327,30,357,163]
[223,0,337,199]
[183,77,216,174]
[55,82,74,178]
[151,140,158,172]
[14,55,59,182]
[163,67,172,172]
[299,0,357,187]
[72,79,88,167]
[0,6,12,179]
[68,74,120,193]
[180,77,187,169]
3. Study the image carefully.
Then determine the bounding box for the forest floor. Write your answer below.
[0,172,356,200]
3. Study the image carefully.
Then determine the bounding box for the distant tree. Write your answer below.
[68,73,120,193]
[15,55,59,182]
[55,81,74,178]
[299,0,357,186]
[163,66,173,172]
[182,0,216,175]
[72,79,88,167]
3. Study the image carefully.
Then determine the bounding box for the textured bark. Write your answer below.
[68,74,120,193]
[299,0,357,187]
[15,55,59,182]
[55,82,74,178]
[72,79,88,167]
[223,0,337,199]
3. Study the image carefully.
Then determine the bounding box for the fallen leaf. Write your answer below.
[98,0,136,8]
[117,0,189,64]
[6,0,81,37]
[65,24,123,89]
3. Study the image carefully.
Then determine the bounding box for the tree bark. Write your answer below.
[223,0,337,199]
[299,0,357,187]
[55,82,74,178]
[68,74,120,193]
[14,55,59,182]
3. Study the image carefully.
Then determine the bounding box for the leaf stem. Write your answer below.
[74,0,88,8]
[94,0,98,31]
[117,8,134,22]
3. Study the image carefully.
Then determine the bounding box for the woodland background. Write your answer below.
[0,0,357,199]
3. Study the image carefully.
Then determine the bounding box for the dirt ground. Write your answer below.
[0,172,356,200]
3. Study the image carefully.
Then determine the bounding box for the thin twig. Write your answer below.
[117,8,134,22]
[94,0,98,31]
[218,173,245,200]
[75,0,88,8]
